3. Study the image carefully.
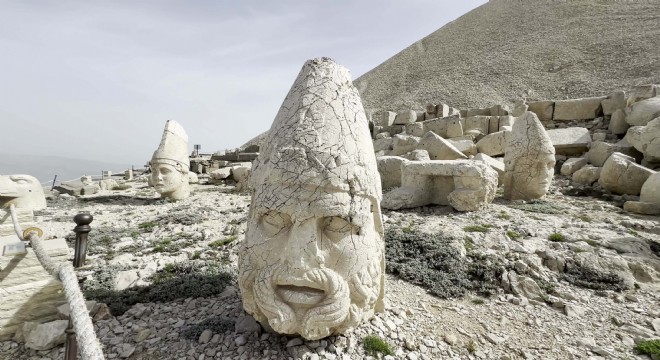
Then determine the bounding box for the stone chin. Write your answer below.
[238,260,381,340]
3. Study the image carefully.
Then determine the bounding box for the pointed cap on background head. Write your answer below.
[249,57,382,229]
[152,120,190,172]
[506,111,555,158]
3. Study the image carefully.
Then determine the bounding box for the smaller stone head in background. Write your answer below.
[149,120,190,201]
[503,111,556,200]
[0,174,47,210]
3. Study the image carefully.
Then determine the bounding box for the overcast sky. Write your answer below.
[0,1,486,166]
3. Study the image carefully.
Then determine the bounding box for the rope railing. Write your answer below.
[8,205,105,360]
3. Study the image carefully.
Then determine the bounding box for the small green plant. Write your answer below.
[464,237,475,253]
[138,221,158,232]
[153,238,172,253]
[112,184,131,191]
[579,214,592,223]
[471,298,485,305]
[464,224,492,233]
[497,211,511,220]
[506,230,522,240]
[191,250,202,260]
[548,233,565,242]
[627,229,639,237]
[585,239,599,247]
[634,339,660,356]
[129,230,140,239]
[363,335,394,357]
[466,339,476,354]
[209,236,238,249]
[402,223,416,233]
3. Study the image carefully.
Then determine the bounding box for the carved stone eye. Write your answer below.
[322,216,359,242]
[260,211,291,237]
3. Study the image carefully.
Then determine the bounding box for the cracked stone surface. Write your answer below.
[238,57,384,340]
[503,112,556,200]
[149,120,191,201]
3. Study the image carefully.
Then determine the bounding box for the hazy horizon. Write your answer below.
[0,1,487,166]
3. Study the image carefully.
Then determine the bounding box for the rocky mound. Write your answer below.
[355,0,660,111]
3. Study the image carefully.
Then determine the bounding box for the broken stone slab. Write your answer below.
[374,111,396,127]
[623,201,660,215]
[476,131,508,157]
[488,116,500,134]
[625,96,660,126]
[586,140,642,167]
[405,122,425,137]
[527,101,554,121]
[599,152,656,195]
[423,115,461,138]
[394,109,417,125]
[447,139,477,157]
[464,116,490,135]
[377,156,407,189]
[473,154,504,185]
[601,91,627,116]
[572,165,601,186]
[608,109,629,135]
[23,320,68,350]
[446,117,463,138]
[400,149,430,161]
[640,172,660,203]
[436,103,450,118]
[498,115,515,131]
[373,137,393,153]
[560,157,588,176]
[231,165,251,192]
[391,134,421,156]
[624,117,660,163]
[417,131,468,160]
[381,160,498,212]
[209,168,232,180]
[546,127,591,156]
[553,96,606,121]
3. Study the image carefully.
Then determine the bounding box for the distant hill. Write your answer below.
[0,153,135,185]
[355,0,660,111]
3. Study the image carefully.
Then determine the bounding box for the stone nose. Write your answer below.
[282,218,324,269]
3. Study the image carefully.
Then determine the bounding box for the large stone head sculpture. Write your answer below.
[150,120,190,201]
[0,174,47,210]
[238,58,384,340]
[503,111,556,200]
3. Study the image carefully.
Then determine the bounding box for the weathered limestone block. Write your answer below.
[377,156,406,189]
[188,172,199,184]
[546,127,591,156]
[641,172,660,203]
[609,109,629,135]
[586,140,642,167]
[375,111,396,127]
[512,99,528,117]
[391,134,421,156]
[527,101,554,121]
[98,178,118,191]
[0,208,33,237]
[624,117,660,163]
[23,320,68,350]
[149,120,191,201]
[490,104,509,117]
[503,112,556,200]
[598,152,656,195]
[239,58,384,340]
[627,85,659,105]
[446,117,463,138]
[424,115,461,138]
[0,237,68,340]
[488,116,500,134]
[560,157,588,176]
[572,165,601,185]
[231,164,251,192]
[210,168,232,180]
[380,124,404,136]
[623,201,660,215]
[476,131,508,157]
[553,96,606,121]
[381,160,498,212]
[0,175,46,211]
[473,153,505,186]
[417,131,467,160]
[400,149,430,161]
[447,139,477,157]
[394,110,417,125]
[405,122,425,137]
[436,103,450,118]
[464,116,490,135]
[373,137,393,153]
[499,115,515,131]
[601,91,626,116]
[625,96,660,126]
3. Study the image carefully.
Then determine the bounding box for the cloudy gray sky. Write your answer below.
[0,0,486,166]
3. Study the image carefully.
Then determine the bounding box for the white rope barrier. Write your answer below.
[9,205,105,360]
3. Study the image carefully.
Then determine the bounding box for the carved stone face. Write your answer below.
[239,187,383,340]
[149,162,189,200]
[0,174,47,210]
[505,152,556,199]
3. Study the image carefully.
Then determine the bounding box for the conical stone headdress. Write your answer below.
[151,120,190,173]
[249,57,382,232]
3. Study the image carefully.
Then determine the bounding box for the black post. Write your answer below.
[65,213,93,360]
[51,175,58,191]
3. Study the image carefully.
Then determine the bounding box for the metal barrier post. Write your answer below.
[65,213,93,360]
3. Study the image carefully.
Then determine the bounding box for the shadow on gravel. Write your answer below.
[79,195,158,206]
[84,261,237,316]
